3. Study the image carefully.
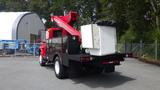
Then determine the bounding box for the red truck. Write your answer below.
[39,11,125,79]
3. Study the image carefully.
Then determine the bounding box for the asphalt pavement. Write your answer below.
[0,57,160,90]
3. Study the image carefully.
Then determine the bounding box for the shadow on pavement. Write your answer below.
[44,65,135,88]
[71,72,135,88]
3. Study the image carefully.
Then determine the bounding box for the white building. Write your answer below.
[0,12,45,43]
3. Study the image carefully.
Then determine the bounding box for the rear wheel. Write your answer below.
[104,65,115,73]
[94,67,104,73]
[39,55,46,66]
[84,65,104,74]
[54,56,67,79]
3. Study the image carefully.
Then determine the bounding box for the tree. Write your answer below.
[4,0,27,11]
[98,0,155,42]
[149,0,160,32]
[1,0,159,42]
[49,0,98,25]
[0,0,6,11]
[27,0,50,27]
[98,0,129,41]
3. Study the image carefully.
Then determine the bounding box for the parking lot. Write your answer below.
[0,57,160,90]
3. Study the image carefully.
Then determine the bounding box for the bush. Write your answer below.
[120,25,137,43]
[151,28,160,41]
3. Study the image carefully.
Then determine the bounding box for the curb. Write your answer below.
[138,58,160,66]
[0,55,38,57]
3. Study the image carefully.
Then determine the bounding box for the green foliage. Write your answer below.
[120,25,137,43]
[0,0,159,42]
[3,0,27,11]
[0,0,6,11]
[27,0,50,27]
[151,28,160,41]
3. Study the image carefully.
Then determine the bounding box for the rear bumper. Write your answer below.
[92,53,125,61]
[89,53,124,66]
[69,53,125,65]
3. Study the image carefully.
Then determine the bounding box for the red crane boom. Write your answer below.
[51,11,81,39]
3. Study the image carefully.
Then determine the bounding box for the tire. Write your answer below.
[68,61,82,78]
[39,55,46,66]
[54,56,67,79]
[104,65,115,73]
[94,67,104,73]
[84,65,103,74]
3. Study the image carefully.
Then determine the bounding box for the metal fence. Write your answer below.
[0,41,160,61]
[0,43,40,57]
[117,41,160,61]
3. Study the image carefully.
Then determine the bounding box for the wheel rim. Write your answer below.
[39,55,42,64]
[55,60,60,75]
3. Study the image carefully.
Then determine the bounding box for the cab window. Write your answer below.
[52,30,62,44]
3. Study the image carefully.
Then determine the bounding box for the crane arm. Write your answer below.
[51,11,81,39]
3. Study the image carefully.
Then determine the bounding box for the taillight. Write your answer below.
[80,56,94,62]
[80,57,90,62]
[101,61,109,64]
[101,60,120,65]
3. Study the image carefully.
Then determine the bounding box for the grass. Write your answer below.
[139,54,160,66]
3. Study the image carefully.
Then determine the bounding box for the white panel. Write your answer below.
[100,26,116,55]
[92,24,100,49]
[81,25,93,48]
[81,23,117,56]
[89,26,117,56]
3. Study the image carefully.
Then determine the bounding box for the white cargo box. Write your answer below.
[81,24,117,56]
